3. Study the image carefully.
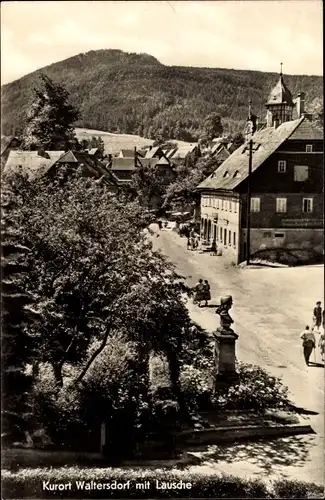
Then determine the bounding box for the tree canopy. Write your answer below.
[21,74,80,151]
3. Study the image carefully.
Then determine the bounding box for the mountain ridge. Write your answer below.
[1,49,323,140]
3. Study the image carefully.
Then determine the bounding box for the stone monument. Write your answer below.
[213,295,239,388]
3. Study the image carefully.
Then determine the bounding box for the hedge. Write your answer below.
[2,467,323,498]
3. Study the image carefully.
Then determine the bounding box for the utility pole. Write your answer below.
[246,138,253,266]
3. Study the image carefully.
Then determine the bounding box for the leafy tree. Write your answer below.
[21,74,80,151]
[200,112,223,142]
[164,156,218,212]
[129,158,167,209]
[9,171,191,417]
[1,174,39,444]
[309,97,324,128]
[90,136,105,156]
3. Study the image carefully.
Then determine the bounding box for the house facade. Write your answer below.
[197,73,323,264]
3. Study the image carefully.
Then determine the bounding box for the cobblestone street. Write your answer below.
[150,224,324,484]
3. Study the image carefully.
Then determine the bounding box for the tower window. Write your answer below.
[277,160,286,173]
[306,144,313,153]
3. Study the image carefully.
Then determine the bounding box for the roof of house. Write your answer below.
[288,119,323,140]
[197,117,307,191]
[120,149,136,157]
[111,158,136,170]
[172,143,199,159]
[266,74,294,107]
[4,150,65,179]
[166,148,177,158]
[88,148,99,155]
[1,136,21,156]
[145,146,162,158]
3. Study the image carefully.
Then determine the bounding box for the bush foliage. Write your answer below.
[2,467,323,499]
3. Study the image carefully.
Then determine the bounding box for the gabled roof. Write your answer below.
[88,148,99,155]
[4,150,65,179]
[166,148,177,158]
[197,117,305,191]
[172,143,199,159]
[1,136,21,156]
[111,158,136,170]
[120,149,136,157]
[288,119,323,140]
[145,146,161,158]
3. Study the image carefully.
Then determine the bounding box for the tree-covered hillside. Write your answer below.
[1,49,323,141]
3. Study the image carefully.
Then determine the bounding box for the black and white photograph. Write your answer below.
[1,0,323,498]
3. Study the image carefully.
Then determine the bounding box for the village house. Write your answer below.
[169,143,201,165]
[196,71,323,264]
[4,149,118,193]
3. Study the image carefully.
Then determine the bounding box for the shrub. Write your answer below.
[2,467,323,498]
[271,478,324,498]
[221,362,291,411]
[31,335,151,454]
[180,364,213,409]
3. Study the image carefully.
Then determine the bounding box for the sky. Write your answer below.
[1,0,323,85]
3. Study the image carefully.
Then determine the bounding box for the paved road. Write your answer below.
[150,224,324,484]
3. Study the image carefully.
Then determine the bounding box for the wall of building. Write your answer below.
[240,228,323,261]
[240,193,323,229]
[200,192,241,263]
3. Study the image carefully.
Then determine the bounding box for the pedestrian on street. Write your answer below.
[187,237,191,250]
[193,279,205,307]
[300,325,316,366]
[313,301,322,331]
[319,331,325,362]
[202,279,211,307]
[193,236,199,251]
[158,220,163,231]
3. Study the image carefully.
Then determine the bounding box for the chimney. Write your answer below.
[294,92,305,118]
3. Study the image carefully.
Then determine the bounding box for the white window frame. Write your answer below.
[277,160,286,173]
[250,197,260,212]
[234,201,237,213]
[306,144,313,153]
[276,198,287,213]
[229,201,232,212]
[221,199,224,210]
[302,198,313,213]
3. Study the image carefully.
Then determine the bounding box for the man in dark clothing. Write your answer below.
[300,326,316,366]
[313,301,322,331]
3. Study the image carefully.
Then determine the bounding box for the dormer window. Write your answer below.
[223,171,229,178]
[277,160,286,173]
[306,144,313,153]
[233,170,240,178]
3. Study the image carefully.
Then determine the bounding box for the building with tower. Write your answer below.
[197,68,323,264]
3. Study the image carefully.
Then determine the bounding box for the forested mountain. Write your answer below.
[1,49,323,141]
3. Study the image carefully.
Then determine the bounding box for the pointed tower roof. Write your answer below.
[266,64,294,107]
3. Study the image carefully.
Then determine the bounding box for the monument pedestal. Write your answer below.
[213,328,239,390]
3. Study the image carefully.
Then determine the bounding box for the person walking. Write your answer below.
[202,279,211,307]
[187,237,191,250]
[193,279,205,307]
[300,325,316,366]
[157,220,163,231]
[319,331,325,362]
[313,301,322,331]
